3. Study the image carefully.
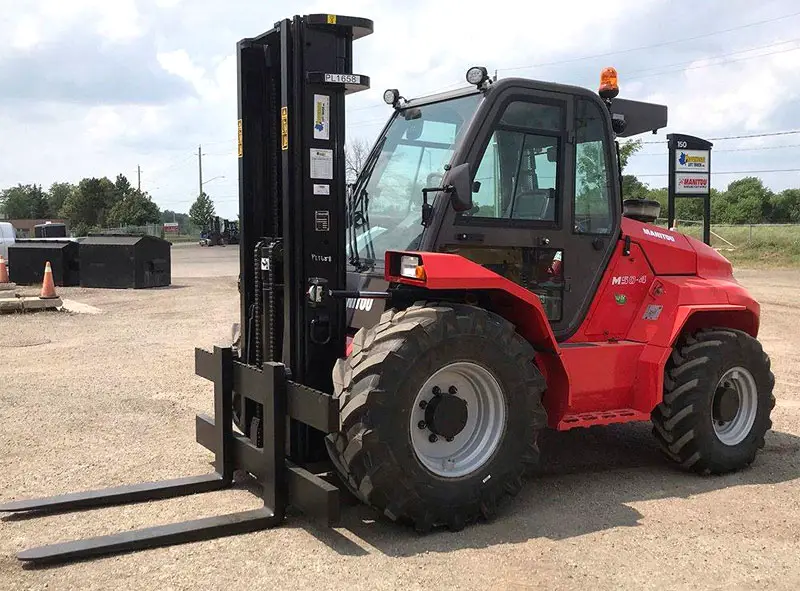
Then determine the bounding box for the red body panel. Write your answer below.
[386,251,560,353]
[384,223,761,430]
[620,217,696,275]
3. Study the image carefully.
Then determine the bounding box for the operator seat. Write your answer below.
[504,188,555,221]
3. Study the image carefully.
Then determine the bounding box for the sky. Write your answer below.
[2,0,800,219]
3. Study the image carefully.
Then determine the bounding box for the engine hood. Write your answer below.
[685,233,735,279]
[622,217,697,275]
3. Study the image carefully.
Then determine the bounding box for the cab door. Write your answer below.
[431,82,620,340]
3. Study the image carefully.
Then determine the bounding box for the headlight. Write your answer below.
[400,255,425,279]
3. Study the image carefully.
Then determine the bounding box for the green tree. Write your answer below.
[770,189,800,223]
[622,174,649,199]
[107,190,161,226]
[717,177,773,224]
[189,192,216,229]
[618,138,642,171]
[0,184,50,218]
[113,174,134,203]
[48,182,75,217]
[61,177,117,230]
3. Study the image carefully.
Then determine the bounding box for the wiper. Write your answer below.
[347,136,386,271]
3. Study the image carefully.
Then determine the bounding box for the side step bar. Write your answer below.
[0,346,340,565]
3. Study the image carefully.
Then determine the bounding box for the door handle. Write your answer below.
[455,232,484,243]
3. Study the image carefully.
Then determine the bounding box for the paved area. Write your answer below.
[170,242,240,278]
[0,251,798,590]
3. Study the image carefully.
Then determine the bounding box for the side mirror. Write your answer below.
[447,163,473,212]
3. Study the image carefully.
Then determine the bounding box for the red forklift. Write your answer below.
[1,13,774,564]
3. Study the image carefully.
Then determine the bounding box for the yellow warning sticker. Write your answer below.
[327,14,337,24]
[237,119,243,158]
[281,106,289,151]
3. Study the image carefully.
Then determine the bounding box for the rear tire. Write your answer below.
[651,328,775,474]
[326,301,547,531]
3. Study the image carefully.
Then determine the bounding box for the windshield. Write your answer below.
[348,93,481,269]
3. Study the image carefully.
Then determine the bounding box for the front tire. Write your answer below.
[652,328,775,474]
[326,302,547,531]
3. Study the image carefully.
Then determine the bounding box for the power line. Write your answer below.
[634,142,800,156]
[498,9,800,73]
[638,168,800,177]
[624,38,799,77]
[627,43,800,82]
[641,130,800,145]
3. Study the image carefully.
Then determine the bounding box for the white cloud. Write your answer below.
[10,0,144,43]
[10,17,41,50]
[3,0,800,215]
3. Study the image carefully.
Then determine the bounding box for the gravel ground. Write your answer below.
[1,248,799,590]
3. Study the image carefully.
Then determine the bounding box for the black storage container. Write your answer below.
[8,240,80,286]
[79,235,171,289]
[34,223,67,238]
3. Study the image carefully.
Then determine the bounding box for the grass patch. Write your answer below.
[664,223,800,268]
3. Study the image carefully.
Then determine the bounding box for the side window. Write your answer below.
[462,100,563,223]
[574,99,613,234]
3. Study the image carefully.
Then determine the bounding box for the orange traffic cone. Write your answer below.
[0,256,9,283]
[40,261,58,299]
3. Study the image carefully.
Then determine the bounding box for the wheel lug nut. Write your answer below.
[448,386,458,395]
[418,421,427,430]
[432,386,441,396]
[429,434,438,443]
[419,400,428,410]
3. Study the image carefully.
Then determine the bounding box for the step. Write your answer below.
[557,408,650,430]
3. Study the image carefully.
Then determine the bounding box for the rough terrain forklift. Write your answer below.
[1,13,775,564]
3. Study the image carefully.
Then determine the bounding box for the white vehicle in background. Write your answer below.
[0,222,15,262]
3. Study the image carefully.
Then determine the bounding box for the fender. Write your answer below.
[385,250,570,419]
[385,251,560,352]
[627,276,760,415]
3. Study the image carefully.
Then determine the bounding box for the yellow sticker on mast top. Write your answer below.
[281,106,288,151]
[237,119,243,158]
[327,15,337,24]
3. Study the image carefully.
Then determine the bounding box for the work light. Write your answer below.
[466,66,488,87]
[383,88,399,106]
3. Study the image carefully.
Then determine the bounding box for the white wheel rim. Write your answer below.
[409,361,507,478]
[712,366,759,446]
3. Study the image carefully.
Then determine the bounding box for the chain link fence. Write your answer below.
[93,223,203,243]
[654,219,800,250]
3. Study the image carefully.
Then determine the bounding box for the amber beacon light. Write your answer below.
[599,67,619,99]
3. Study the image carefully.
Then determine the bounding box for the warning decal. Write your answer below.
[313,95,330,140]
[281,107,288,151]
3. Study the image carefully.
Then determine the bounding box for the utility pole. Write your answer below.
[198,144,203,198]
[137,165,141,190]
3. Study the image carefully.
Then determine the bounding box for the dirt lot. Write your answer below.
[1,246,799,590]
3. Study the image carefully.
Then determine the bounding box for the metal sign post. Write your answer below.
[667,133,713,245]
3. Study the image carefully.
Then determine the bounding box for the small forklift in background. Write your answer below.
[200,216,240,246]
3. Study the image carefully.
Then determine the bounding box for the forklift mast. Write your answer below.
[238,14,372,397]
[0,14,375,565]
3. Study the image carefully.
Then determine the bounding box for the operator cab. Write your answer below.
[346,67,666,340]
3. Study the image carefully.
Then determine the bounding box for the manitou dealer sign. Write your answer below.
[667,133,713,244]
